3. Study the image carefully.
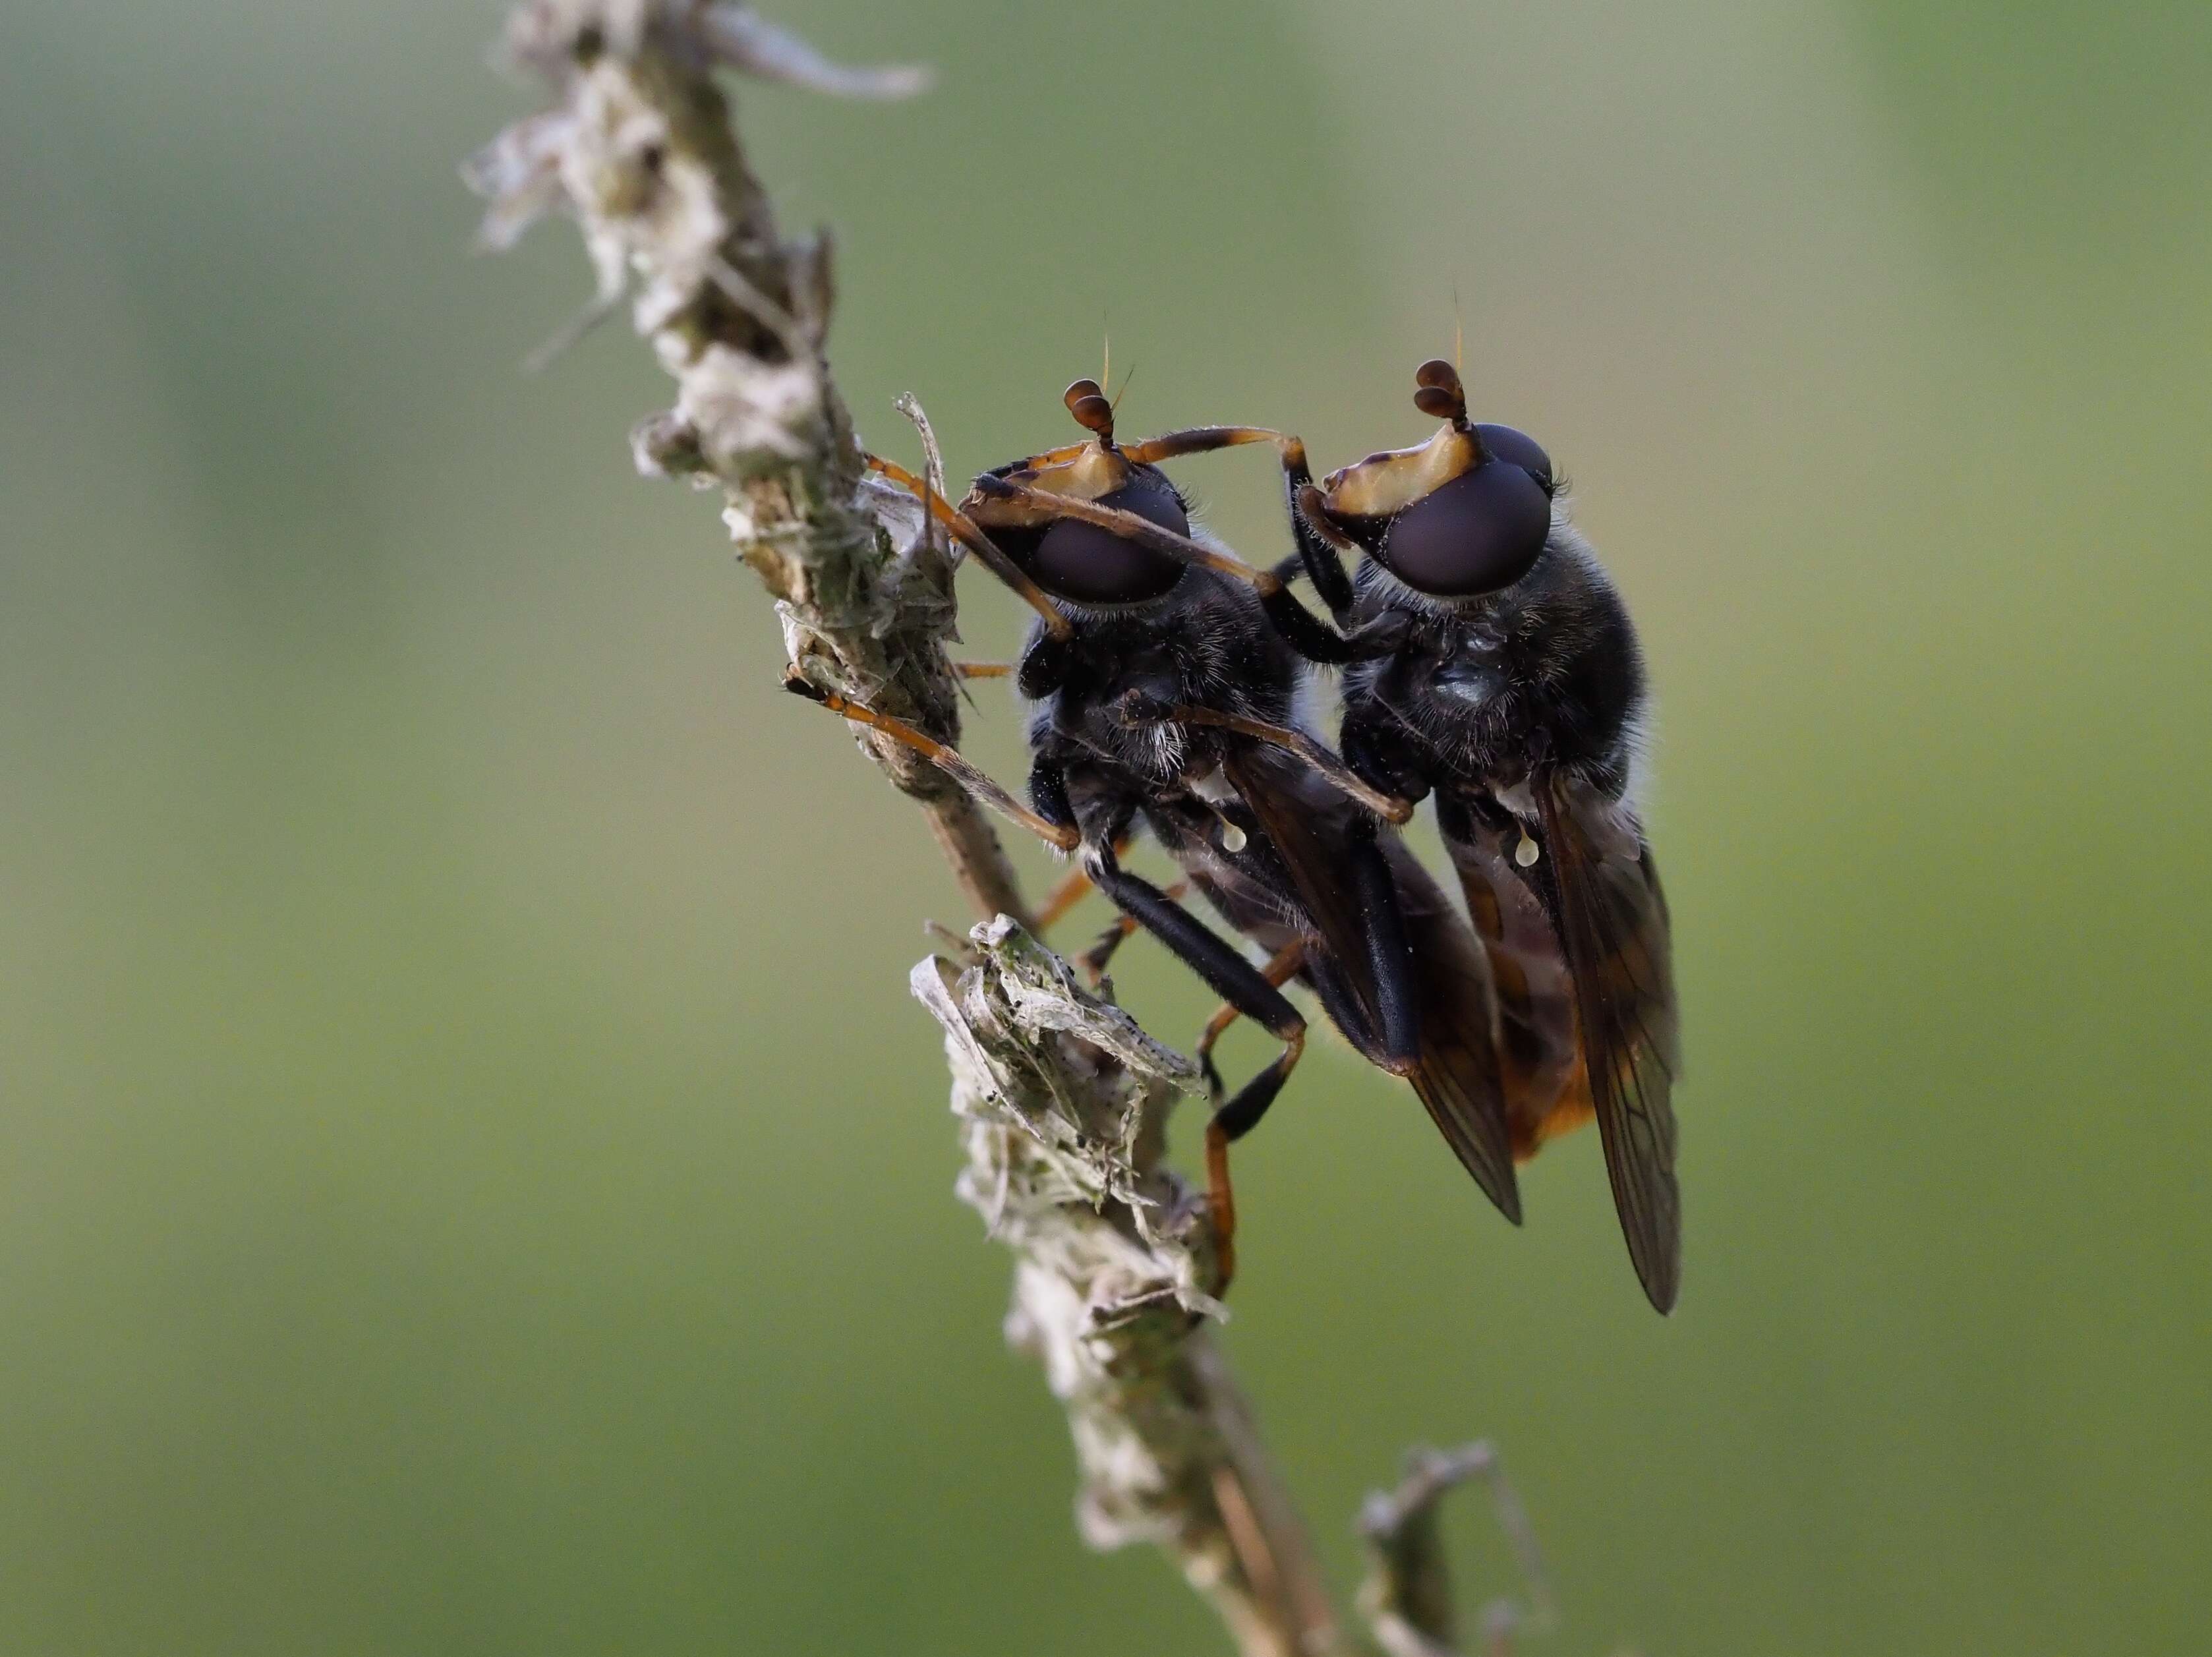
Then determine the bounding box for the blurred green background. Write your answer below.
[3,1,2207,1652]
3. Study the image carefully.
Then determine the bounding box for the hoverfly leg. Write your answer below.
[1289,481,1366,619]
[1083,840,1306,1291]
[1106,421,1358,622]
[1124,701,1415,824]
[970,475,1265,587]
[1027,834,1162,946]
[1076,879,1190,984]
[1258,587,1363,665]
[972,473,1359,666]
[1114,424,1289,465]
[1192,939,1307,1098]
[781,673,1080,852]
[1028,862,1095,934]
[1339,709,1435,812]
[1025,757,1081,838]
[1202,1026,1304,1294]
[1277,443,1357,620]
[865,454,1076,651]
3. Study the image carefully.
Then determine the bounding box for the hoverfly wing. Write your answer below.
[1439,825,1583,1157]
[1532,772,1683,1312]
[1380,834,1523,1224]
[1221,747,1521,1223]
[1217,745,1370,968]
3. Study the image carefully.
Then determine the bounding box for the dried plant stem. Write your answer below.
[922,800,1035,932]
[1358,1443,1555,1657]
[465,6,1351,1652]
[467,10,1543,1656]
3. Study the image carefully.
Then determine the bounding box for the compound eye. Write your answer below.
[1380,459,1552,597]
[1030,467,1190,604]
[1473,422,1553,490]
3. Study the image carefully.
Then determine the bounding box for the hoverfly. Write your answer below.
[1279,357,1683,1312]
[788,380,1525,1285]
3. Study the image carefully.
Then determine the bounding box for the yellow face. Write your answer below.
[1316,421,1481,521]
[960,440,1136,531]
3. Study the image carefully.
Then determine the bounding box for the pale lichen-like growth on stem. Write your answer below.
[465,0,1024,920]
[464,7,1539,1655]
[914,919,1341,1655]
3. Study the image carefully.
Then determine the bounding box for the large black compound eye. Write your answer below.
[1473,422,1553,490]
[1379,457,1552,597]
[1028,467,1190,604]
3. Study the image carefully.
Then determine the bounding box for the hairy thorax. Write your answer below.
[1343,530,1646,797]
[1028,569,1303,794]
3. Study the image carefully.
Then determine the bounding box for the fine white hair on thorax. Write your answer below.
[1622,698,1658,819]
[1144,720,1186,778]
[1287,657,1335,741]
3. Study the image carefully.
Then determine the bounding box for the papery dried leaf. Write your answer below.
[461,111,577,248]
[701,5,933,99]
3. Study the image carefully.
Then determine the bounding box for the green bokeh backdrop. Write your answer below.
[3,2,2207,1653]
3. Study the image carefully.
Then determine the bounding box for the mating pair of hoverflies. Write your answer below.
[788,359,1681,1312]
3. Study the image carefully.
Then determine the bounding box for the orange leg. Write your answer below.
[867,455,1074,646]
[971,473,1354,667]
[1028,832,1148,938]
[1117,426,1297,467]
[1120,699,1413,825]
[970,474,1285,595]
[1194,939,1307,1291]
[1030,863,1095,933]
[991,428,1289,471]
[782,673,1078,852]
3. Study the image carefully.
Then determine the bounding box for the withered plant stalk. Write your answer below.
[465,8,1534,1654]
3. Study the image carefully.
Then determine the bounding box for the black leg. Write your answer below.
[1258,587,1361,666]
[1277,443,1356,620]
[1301,949,1387,1062]
[1192,940,1307,1097]
[1086,844,1300,1031]
[1084,839,1306,1290]
[1077,878,1190,983]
